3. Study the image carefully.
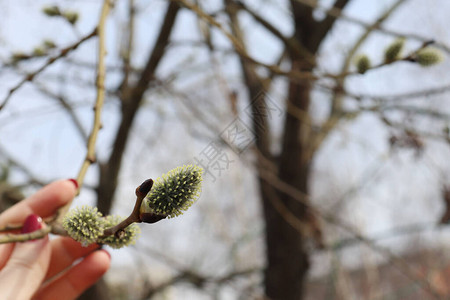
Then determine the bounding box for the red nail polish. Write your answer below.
[21,214,43,234]
[68,179,79,189]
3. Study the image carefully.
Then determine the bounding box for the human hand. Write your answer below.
[0,180,111,300]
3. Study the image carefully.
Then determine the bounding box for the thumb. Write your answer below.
[0,214,51,299]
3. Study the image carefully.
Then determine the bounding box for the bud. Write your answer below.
[11,52,30,63]
[354,54,371,74]
[99,215,140,249]
[63,11,79,25]
[140,165,203,222]
[136,179,153,198]
[43,40,56,49]
[415,47,443,67]
[62,205,105,247]
[33,47,46,57]
[384,38,405,63]
[43,6,61,17]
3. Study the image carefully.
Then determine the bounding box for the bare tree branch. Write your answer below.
[0,28,98,111]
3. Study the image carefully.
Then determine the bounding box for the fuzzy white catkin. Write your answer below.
[140,165,204,219]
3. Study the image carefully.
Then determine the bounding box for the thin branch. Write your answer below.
[118,0,136,95]
[234,1,315,64]
[0,144,47,187]
[330,222,438,251]
[35,84,88,141]
[0,28,98,111]
[101,179,152,237]
[0,226,51,243]
[326,39,435,79]
[343,84,450,103]
[359,104,450,121]
[142,268,259,299]
[56,0,111,224]
[74,2,111,190]
[306,0,406,160]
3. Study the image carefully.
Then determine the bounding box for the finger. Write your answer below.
[0,180,77,269]
[0,238,51,299]
[35,250,110,300]
[45,237,99,280]
[0,216,51,300]
[0,213,48,269]
[0,179,77,227]
[0,243,14,270]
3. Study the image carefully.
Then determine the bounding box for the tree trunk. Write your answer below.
[260,1,350,297]
[263,71,313,299]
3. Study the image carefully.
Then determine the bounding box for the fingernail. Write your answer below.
[21,214,43,234]
[68,178,79,189]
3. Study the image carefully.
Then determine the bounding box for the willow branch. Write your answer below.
[102,178,153,237]
[102,192,143,237]
[0,28,98,111]
[0,227,51,243]
[35,84,88,141]
[306,0,406,160]
[0,144,47,187]
[118,0,135,93]
[55,0,112,225]
[327,40,435,79]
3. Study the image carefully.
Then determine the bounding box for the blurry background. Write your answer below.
[1,0,450,299]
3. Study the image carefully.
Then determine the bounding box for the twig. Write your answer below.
[143,267,259,298]
[0,227,51,243]
[326,40,435,79]
[53,0,111,224]
[314,82,450,104]
[330,222,438,251]
[117,0,136,94]
[0,28,98,111]
[102,179,153,237]
[0,144,47,187]
[71,0,111,193]
[306,0,406,161]
[342,84,450,103]
[35,84,88,141]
